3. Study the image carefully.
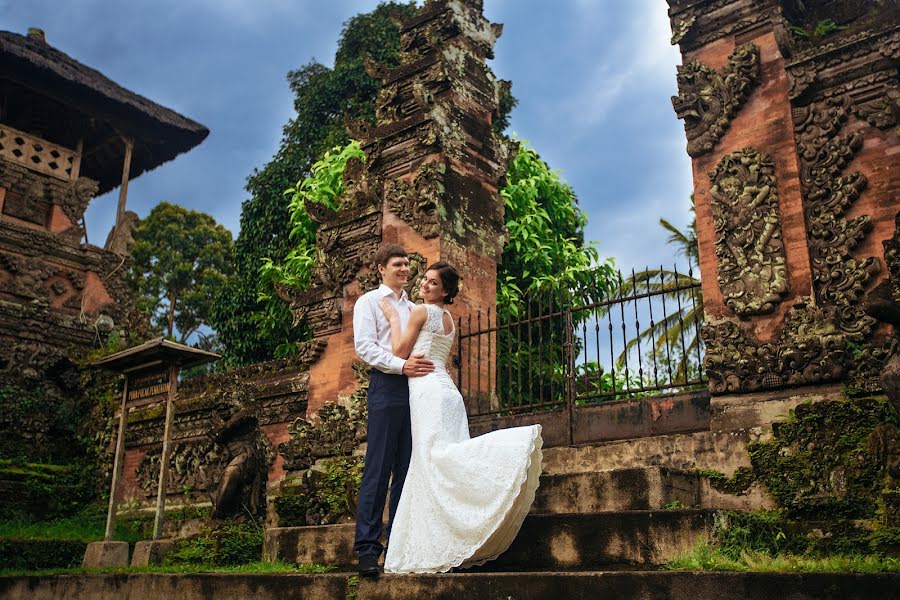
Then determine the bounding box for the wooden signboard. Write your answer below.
[126,369,171,408]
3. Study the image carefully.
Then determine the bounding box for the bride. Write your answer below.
[377,261,543,574]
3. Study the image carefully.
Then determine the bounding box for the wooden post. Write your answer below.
[152,364,179,540]
[71,138,83,181]
[114,137,133,232]
[104,377,130,541]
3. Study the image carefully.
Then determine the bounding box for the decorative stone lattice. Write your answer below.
[672,43,761,157]
[709,147,788,316]
[0,124,79,182]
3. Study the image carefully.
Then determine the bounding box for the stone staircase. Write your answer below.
[4,385,898,599]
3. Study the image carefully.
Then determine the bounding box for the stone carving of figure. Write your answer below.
[207,396,267,519]
[864,212,900,417]
[103,211,140,256]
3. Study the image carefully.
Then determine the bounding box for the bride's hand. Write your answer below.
[378,297,399,323]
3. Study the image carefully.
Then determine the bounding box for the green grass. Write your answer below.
[0,561,338,578]
[666,543,900,573]
[0,514,146,544]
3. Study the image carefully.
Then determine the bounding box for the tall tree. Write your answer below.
[130,202,234,343]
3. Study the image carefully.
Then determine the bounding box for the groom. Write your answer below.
[352,243,434,577]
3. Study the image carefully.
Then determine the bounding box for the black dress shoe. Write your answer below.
[358,554,380,578]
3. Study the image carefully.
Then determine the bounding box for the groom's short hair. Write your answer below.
[373,243,408,269]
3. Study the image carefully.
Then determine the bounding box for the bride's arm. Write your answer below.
[379,300,427,359]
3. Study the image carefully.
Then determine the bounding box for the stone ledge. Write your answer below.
[3,571,898,600]
[535,467,774,513]
[543,429,770,477]
[264,510,717,569]
[709,383,843,432]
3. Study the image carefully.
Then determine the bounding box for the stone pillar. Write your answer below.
[667,0,900,394]
[279,0,510,416]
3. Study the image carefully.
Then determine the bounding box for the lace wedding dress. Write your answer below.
[384,303,543,574]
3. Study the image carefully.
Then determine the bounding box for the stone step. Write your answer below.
[5,571,899,600]
[534,468,774,513]
[264,510,717,569]
[542,429,769,477]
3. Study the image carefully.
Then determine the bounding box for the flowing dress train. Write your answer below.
[384,303,543,574]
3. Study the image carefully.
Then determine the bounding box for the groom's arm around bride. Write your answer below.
[351,243,433,577]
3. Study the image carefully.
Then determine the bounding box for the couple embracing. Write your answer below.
[352,244,544,575]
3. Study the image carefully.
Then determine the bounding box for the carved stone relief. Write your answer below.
[709,147,788,316]
[136,438,229,497]
[386,162,445,238]
[672,43,761,157]
[703,297,845,393]
[279,361,369,473]
[794,96,880,341]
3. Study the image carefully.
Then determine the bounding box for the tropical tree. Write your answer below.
[618,207,703,383]
[499,140,616,313]
[130,202,234,343]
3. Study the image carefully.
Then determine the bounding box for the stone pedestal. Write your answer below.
[82,540,129,568]
[131,539,175,566]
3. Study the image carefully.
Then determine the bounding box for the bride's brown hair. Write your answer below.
[427,261,460,304]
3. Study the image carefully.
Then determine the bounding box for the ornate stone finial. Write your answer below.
[709,147,789,316]
[26,28,46,44]
[670,14,696,45]
[672,43,761,157]
[364,56,389,81]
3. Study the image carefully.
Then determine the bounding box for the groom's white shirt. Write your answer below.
[353,283,412,374]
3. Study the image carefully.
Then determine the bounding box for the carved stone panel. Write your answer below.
[794,96,880,341]
[136,438,229,497]
[672,43,761,157]
[709,147,788,316]
[703,297,845,393]
[386,162,445,238]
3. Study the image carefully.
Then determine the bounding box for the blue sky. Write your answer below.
[5,0,694,273]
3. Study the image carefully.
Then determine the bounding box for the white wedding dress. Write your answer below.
[384,303,543,574]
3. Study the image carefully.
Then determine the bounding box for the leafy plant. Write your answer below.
[790,19,848,40]
[254,141,365,357]
[499,139,615,314]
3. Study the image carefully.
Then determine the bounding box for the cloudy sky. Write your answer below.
[5,0,694,273]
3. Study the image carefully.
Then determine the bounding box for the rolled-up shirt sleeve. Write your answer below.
[353,295,406,374]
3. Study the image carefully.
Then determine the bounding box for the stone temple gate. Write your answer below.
[118,0,900,518]
[119,0,512,502]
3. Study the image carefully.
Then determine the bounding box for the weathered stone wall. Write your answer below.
[0,156,130,374]
[669,0,900,394]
